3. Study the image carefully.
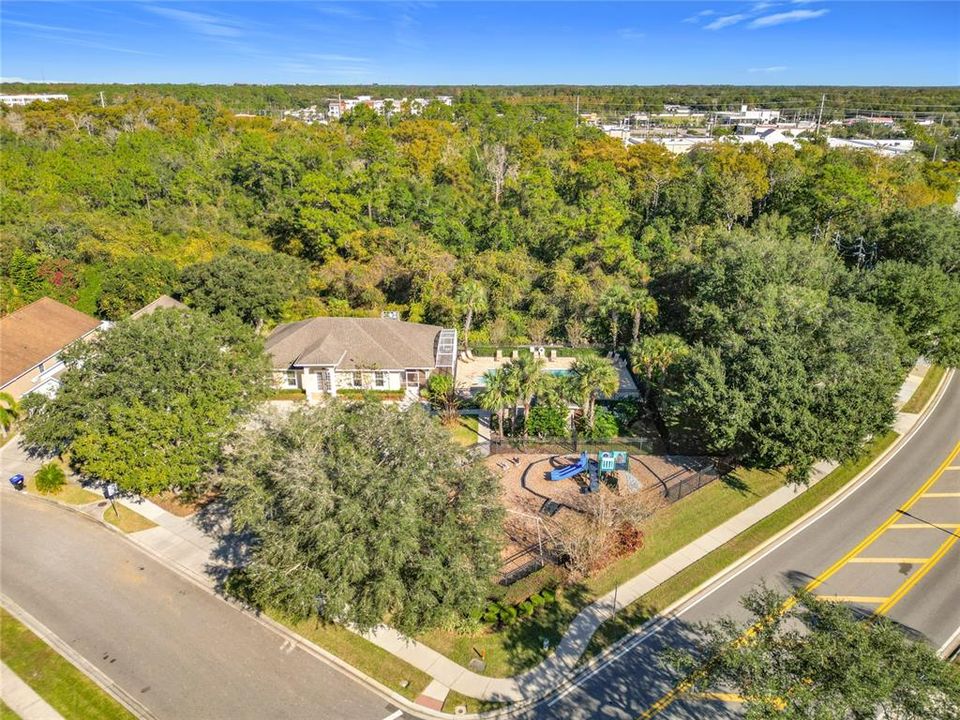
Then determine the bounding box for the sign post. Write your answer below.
[104,482,120,519]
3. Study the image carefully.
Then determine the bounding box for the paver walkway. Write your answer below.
[1,661,65,720]
[0,362,942,706]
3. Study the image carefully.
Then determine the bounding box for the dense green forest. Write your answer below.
[4,82,960,118]
[3,88,959,475]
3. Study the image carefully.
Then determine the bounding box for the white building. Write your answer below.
[327,95,454,120]
[827,137,916,157]
[719,104,781,125]
[266,316,457,403]
[0,93,69,107]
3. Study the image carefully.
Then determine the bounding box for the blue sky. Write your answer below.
[1,2,958,85]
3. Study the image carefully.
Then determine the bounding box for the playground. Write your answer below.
[486,450,719,583]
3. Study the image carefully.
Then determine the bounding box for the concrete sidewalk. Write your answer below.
[1,661,64,720]
[0,362,941,706]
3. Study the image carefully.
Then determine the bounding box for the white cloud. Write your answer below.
[144,7,246,38]
[682,9,716,23]
[748,65,788,73]
[302,53,371,63]
[617,27,646,40]
[749,8,829,28]
[705,13,748,30]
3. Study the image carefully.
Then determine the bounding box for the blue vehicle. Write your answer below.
[8,474,25,490]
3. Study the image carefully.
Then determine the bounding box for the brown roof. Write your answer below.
[130,295,187,319]
[0,297,101,386]
[266,317,444,370]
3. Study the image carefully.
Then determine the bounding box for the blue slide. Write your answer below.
[549,452,588,481]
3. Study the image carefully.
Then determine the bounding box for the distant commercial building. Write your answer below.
[0,93,69,107]
[719,104,781,125]
[326,95,453,120]
[827,137,915,157]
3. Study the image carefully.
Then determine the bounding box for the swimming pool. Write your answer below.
[473,368,574,386]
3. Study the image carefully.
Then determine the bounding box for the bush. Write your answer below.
[541,588,556,605]
[34,462,66,494]
[483,603,502,624]
[580,407,619,441]
[526,404,569,437]
[519,600,534,618]
[530,593,546,608]
[499,605,518,625]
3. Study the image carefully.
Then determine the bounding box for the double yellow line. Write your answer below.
[638,441,960,719]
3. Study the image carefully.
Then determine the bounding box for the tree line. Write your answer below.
[3,90,958,478]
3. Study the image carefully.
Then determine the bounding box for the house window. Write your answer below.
[373,371,387,388]
[351,371,363,388]
[284,370,298,388]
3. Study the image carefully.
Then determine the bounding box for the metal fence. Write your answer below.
[662,462,721,503]
[488,435,657,456]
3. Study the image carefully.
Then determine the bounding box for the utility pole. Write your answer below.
[815,93,826,137]
[575,94,580,127]
[99,91,106,108]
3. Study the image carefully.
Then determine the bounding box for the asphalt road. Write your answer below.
[529,371,960,720]
[0,493,402,720]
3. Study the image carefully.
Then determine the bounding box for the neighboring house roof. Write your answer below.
[266,317,445,370]
[0,297,101,387]
[130,295,187,319]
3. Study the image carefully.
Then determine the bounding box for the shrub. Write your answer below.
[519,600,534,618]
[541,588,556,605]
[580,407,619,441]
[526,404,569,438]
[499,605,518,625]
[530,593,546,608]
[483,603,502,624]
[34,462,66,494]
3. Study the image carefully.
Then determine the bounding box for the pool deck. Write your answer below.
[455,353,639,398]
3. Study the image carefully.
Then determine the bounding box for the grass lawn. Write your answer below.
[26,472,99,506]
[0,700,20,720]
[448,415,480,447]
[267,611,431,701]
[102,504,157,534]
[441,689,505,714]
[418,468,785,678]
[585,468,785,599]
[579,431,899,663]
[0,609,134,720]
[901,365,945,414]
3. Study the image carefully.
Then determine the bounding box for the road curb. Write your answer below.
[3,367,952,719]
[554,367,956,700]
[0,592,158,720]
[1,490,454,720]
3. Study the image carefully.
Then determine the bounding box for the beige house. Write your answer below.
[266,316,457,402]
[0,297,102,400]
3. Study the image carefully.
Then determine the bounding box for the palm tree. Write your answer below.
[630,333,689,402]
[570,356,620,430]
[505,355,545,436]
[477,369,512,439]
[456,280,488,354]
[0,392,20,435]
[629,289,659,346]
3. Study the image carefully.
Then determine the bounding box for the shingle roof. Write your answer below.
[0,297,101,386]
[130,295,187,319]
[266,317,444,370]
